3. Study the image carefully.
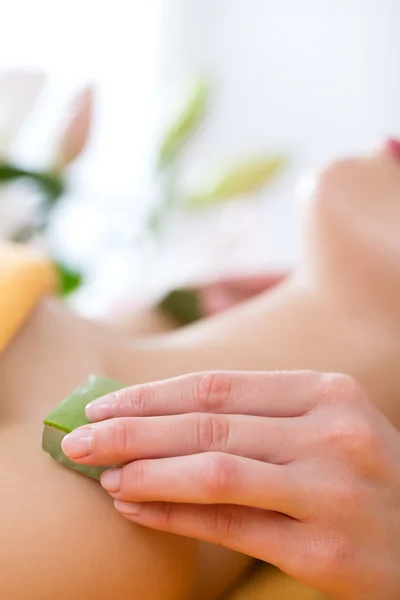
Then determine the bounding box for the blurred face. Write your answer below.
[300,139,400,306]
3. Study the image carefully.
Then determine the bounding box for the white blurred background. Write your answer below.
[1,0,399,316]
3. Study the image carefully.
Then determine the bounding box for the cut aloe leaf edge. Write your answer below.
[42,374,127,481]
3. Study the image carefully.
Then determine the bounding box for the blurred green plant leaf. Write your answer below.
[158,288,202,326]
[158,78,209,168]
[0,162,65,205]
[186,155,287,209]
[54,261,83,296]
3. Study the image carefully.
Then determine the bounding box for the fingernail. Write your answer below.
[114,500,142,516]
[101,468,121,493]
[61,427,92,459]
[86,398,116,421]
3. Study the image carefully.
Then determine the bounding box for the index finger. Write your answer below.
[85,370,328,421]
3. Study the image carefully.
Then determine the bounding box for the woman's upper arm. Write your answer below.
[191,542,253,600]
[0,423,196,600]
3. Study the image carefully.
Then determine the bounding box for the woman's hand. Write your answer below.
[62,371,400,599]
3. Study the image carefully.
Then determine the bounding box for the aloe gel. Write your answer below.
[42,375,126,480]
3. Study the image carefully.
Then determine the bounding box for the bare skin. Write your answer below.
[0,301,198,600]
[1,142,400,599]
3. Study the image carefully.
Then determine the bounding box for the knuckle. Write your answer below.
[196,372,232,412]
[121,459,146,494]
[107,418,132,457]
[350,419,380,456]
[324,414,378,460]
[322,373,365,406]
[208,504,245,546]
[152,502,175,527]
[202,452,237,499]
[118,385,148,414]
[196,414,230,452]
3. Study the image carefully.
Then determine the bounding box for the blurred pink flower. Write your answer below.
[53,86,94,170]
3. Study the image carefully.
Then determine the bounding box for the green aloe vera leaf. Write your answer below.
[158,78,209,168]
[43,374,125,432]
[42,375,127,480]
[42,425,108,481]
[186,156,287,209]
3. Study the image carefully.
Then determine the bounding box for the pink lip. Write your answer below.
[386,138,400,159]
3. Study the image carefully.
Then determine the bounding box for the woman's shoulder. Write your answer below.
[0,242,57,352]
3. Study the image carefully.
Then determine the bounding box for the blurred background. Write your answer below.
[1,0,399,322]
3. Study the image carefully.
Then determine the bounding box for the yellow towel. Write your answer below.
[0,242,57,353]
